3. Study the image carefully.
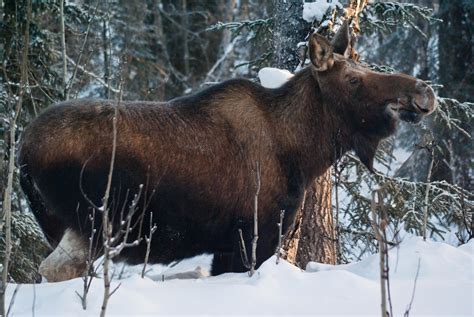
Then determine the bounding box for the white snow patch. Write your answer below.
[5,236,473,316]
[258,67,294,88]
[303,0,342,23]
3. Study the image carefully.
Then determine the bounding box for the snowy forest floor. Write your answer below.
[5,236,473,316]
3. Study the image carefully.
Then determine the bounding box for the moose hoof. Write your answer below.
[39,229,88,282]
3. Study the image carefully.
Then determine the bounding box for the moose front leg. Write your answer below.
[211,220,254,275]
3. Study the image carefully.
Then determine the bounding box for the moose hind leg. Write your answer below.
[39,228,88,282]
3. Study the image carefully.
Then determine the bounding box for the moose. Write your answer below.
[18,23,436,282]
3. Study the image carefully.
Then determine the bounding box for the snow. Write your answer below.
[258,67,294,88]
[303,0,342,23]
[5,236,473,316]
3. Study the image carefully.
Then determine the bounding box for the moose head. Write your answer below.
[307,21,437,170]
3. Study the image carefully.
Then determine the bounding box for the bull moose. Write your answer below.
[18,23,436,282]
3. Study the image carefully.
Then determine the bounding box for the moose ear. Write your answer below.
[331,20,351,57]
[309,33,334,71]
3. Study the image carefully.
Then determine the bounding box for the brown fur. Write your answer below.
[18,24,436,280]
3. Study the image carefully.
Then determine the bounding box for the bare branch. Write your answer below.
[67,0,102,99]
[250,161,261,276]
[51,50,119,94]
[422,141,434,241]
[404,258,421,317]
[7,285,21,317]
[141,212,157,278]
[371,189,388,317]
[100,55,121,317]
[275,210,285,264]
[238,229,250,269]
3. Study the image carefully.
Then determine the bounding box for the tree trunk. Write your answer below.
[283,172,336,268]
[435,1,473,192]
[272,0,336,267]
[102,1,111,99]
[438,0,473,102]
[297,172,336,266]
[273,0,307,71]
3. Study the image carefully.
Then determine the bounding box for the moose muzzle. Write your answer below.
[390,79,437,124]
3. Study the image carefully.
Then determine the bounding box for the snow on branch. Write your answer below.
[360,2,442,36]
[303,0,342,23]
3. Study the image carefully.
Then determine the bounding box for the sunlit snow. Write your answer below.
[5,236,473,316]
[258,67,294,88]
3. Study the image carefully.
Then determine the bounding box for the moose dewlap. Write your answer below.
[18,22,436,282]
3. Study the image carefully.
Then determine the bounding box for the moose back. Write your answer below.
[18,23,436,281]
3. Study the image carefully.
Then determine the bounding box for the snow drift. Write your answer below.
[5,236,473,316]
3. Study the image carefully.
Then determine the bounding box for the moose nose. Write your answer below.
[414,80,437,115]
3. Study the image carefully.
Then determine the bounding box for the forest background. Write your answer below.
[0,0,472,286]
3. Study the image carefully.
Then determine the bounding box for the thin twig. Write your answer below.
[250,161,261,276]
[7,285,21,317]
[76,208,97,310]
[32,282,35,317]
[238,229,250,269]
[51,50,119,94]
[100,69,121,317]
[404,258,421,317]
[275,210,285,264]
[66,0,101,99]
[422,144,434,241]
[371,189,388,317]
[142,212,157,278]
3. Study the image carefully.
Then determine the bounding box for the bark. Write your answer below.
[438,0,474,102]
[273,0,307,71]
[182,0,190,76]
[436,0,473,193]
[102,1,111,99]
[272,0,336,267]
[295,172,336,266]
[283,172,336,268]
[60,0,68,99]
[1,0,31,314]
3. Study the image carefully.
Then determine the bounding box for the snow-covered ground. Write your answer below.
[5,236,473,316]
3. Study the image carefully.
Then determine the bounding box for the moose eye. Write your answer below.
[349,77,360,85]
